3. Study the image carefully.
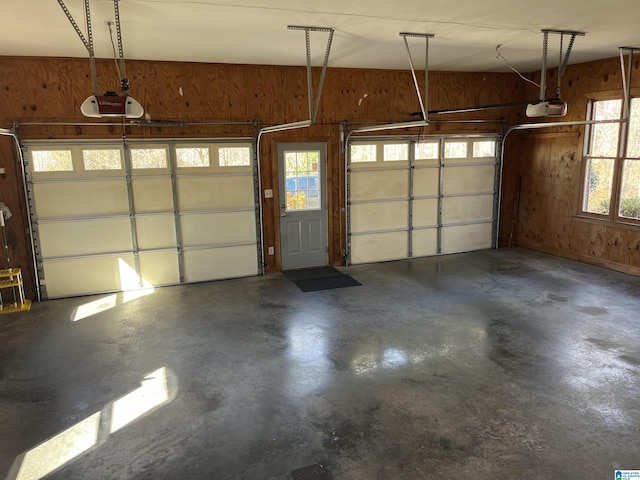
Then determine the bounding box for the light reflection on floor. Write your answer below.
[286,322,330,397]
[9,367,174,480]
[351,326,488,376]
[70,259,155,322]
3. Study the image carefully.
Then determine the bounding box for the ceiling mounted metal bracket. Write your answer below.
[57,0,132,96]
[346,33,433,138]
[619,46,639,121]
[539,29,585,101]
[57,0,99,96]
[399,32,434,122]
[57,0,143,118]
[287,25,335,124]
[112,0,129,94]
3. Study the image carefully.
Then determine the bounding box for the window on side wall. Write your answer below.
[581,96,640,224]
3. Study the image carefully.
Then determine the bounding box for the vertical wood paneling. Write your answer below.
[1,55,533,297]
[0,137,34,298]
[501,56,640,276]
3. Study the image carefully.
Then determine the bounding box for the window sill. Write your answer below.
[574,214,640,232]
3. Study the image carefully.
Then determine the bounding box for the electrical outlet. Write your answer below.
[268,247,274,255]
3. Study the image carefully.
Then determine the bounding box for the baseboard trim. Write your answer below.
[515,242,640,277]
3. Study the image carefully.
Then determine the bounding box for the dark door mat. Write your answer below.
[283,266,362,292]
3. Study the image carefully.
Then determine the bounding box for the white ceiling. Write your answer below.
[2,0,639,73]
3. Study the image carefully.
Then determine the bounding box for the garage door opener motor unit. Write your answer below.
[57,0,144,118]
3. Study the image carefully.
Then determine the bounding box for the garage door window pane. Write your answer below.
[83,150,122,170]
[384,144,408,161]
[444,141,468,159]
[473,141,496,158]
[351,144,376,163]
[219,147,251,166]
[131,149,168,169]
[177,148,210,168]
[415,142,438,160]
[32,150,73,172]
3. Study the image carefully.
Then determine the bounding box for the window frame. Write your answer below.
[349,137,497,168]
[130,145,170,172]
[174,142,254,173]
[579,90,640,227]
[349,140,411,167]
[29,145,125,179]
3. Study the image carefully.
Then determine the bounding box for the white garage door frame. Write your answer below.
[346,134,501,265]
[23,138,262,299]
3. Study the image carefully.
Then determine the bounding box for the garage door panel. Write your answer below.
[351,170,408,200]
[442,195,494,224]
[412,229,438,257]
[177,176,254,210]
[34,181,129,218]
[136,216,176,250]
[443,165,495,195]
[348,136,498,266]
[132,178,174,213]
[39,218,132,258]
[350,232,409,264]
[351,202,408,233]
[442,223,492,253]
[183,245,258,283]
[413,168,439,197]
[139,251,180,286]
[43,255,136,298]
[413,199,438,227]
[28,142,260,299]
[181,211,256,246]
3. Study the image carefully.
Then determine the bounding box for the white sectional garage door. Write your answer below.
[26,140,259,299]
[347,135,499,265]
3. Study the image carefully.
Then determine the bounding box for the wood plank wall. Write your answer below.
[5,54,639,300]
[499,56,640,275]
[1,56,525,298]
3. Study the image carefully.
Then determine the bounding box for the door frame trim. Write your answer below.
[271,137,332,271]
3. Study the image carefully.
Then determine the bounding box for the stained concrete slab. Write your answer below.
[0,248,639,479]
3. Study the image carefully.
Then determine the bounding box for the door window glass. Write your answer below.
[284,151,320,211]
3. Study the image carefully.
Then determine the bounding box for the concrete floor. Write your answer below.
[1,247,639,480]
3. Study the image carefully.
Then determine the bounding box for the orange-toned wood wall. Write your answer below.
[499,56,640,275]
[1,56,525,298]
[4,52,638,302]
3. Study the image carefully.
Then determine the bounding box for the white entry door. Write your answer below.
[278,143,328,270]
